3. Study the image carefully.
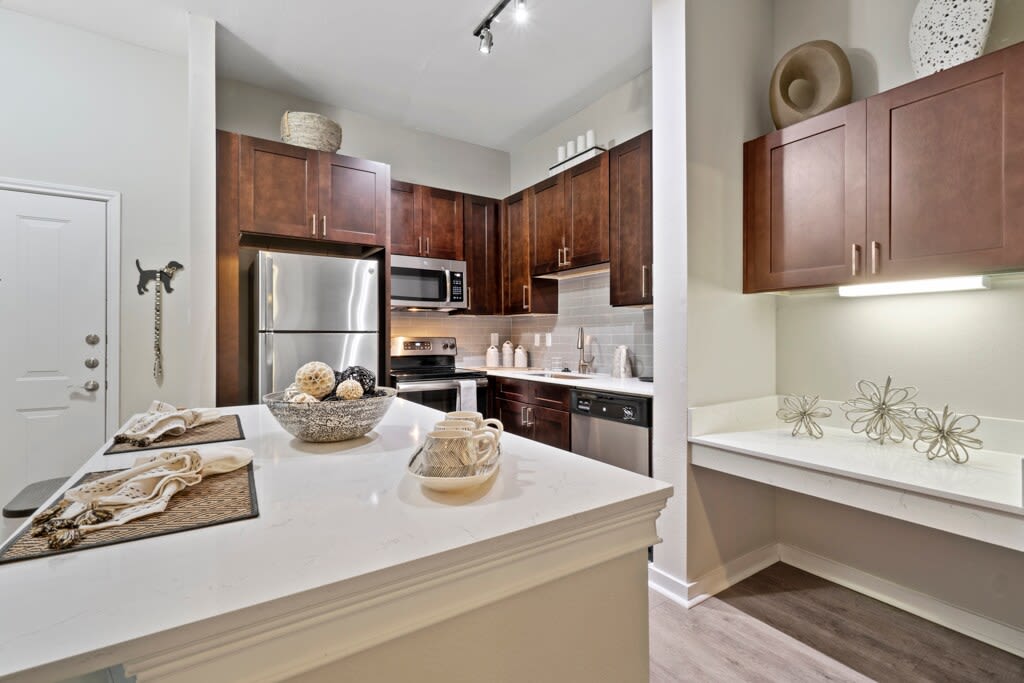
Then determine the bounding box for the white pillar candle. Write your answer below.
[566,140,576,157]
[577,134,586,150]
[586,129,596,148]
[557,145,566,162]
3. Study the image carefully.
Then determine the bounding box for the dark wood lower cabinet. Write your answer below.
[528,405,571,450]
[492,379,571,451]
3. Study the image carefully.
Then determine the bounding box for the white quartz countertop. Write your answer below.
[0,399,671,681]
[468,368,654,397]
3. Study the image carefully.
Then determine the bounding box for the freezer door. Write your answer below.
[257,251,379,331]
[257,332,379,397]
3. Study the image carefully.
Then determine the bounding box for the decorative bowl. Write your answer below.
[263,388,396,442]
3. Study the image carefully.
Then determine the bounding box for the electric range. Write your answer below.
[389,337,488,413]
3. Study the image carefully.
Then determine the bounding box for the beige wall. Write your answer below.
[216,79,511,200]
[509,70,653,193]
[0,9,191,419]
[683,0,777,581]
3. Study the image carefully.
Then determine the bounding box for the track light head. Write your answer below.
[479,26,493,54]
[514,0,528,23]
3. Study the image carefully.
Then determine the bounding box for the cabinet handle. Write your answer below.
[321,214,327,238]
[521,406,528,426]
[527,407,534,427]
[312,213,318,237]
[418,236,422,255]
[642,265,648,298]
[522,284,529,311]
[851,244,861,277]
[563,247,570,267]
[425,237,430,255]
[557,248,563,267]
[871,241,881,275]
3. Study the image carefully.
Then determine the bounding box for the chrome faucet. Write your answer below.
[577,327,590,375]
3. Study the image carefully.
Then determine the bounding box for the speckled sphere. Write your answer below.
[284,383,303,400]
[335,379,364,400]
[294,361,336,399]
[339,366,376,395]
[288,392,319,404]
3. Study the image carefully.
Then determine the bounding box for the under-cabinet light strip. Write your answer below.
[837,276,990,298]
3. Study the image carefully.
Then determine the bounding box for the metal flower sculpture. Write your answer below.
[777,395,832,439]
[841,376,918,445]
[913,405,982,464]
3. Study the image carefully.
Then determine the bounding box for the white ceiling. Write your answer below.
[2,0,651,150]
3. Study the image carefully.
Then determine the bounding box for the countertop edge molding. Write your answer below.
[690,442,1023,553]
[114,495,668,683]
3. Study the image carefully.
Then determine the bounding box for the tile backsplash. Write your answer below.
[391,272,653,375]
[509,273,653,376]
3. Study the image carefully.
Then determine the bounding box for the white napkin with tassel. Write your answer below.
[114,400,221,446]
[33,446,253,548]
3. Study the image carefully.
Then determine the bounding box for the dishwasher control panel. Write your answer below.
[571,390,651,428]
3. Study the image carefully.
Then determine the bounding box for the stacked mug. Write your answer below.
[420,411,504,477]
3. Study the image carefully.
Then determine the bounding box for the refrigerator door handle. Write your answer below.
[258,333,274,398]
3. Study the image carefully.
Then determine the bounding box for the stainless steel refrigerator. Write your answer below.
[255,251,379,397]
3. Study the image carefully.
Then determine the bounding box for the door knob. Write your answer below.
[83,380,100,392]
[85,334,101,345]
[85,358,100,369]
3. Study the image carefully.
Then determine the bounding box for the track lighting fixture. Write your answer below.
[472,0,528,54]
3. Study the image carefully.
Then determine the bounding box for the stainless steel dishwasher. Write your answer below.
[570,390,651,477]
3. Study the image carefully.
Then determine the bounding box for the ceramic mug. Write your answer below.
[421,429,498,477]
[434,419,477,432]
[446,412,504,442]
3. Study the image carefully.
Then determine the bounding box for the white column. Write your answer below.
[187,14,217,407]
[649,0,689,591]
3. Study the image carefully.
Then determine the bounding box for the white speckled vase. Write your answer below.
[910,0,995,78]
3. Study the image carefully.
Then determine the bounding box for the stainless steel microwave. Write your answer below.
[390,255,468,311]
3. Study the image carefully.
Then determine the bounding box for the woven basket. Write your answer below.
[280,111,343,152]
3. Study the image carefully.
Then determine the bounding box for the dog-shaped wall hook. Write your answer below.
[136,260,184,295]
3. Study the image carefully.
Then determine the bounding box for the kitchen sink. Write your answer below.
[516,371,593,380]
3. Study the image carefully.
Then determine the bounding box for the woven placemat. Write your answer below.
[104,414,245,455]
[0,463,258,565]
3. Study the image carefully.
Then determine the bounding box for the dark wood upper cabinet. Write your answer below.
[422,187,463,260]
[463,194,501,315]
[530,155,610,276]
[239,136,319,239]
[565,154,610,268]
[744,103,866,293]
[319,153,389,246]
[388,182,463,258]
[530,175,566,275]
[504,190,558,315]
[390,180,419,256]
[236,134,388,246]
[609,131,653,306]
[744,42,1024,292]
[867,44,1024,279]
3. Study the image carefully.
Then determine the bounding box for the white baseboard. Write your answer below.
[648,543,779,608]
[778,543,1024,659]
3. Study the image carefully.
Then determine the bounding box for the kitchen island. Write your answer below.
[0,399,671,683]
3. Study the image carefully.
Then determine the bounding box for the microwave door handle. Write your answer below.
[443,268,452,305]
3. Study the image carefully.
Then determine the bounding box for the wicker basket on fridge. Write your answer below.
[280,111,343,152]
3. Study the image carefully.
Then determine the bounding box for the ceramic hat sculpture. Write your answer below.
[769,40,853,129]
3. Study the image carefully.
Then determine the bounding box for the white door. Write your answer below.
[0,190,108,507]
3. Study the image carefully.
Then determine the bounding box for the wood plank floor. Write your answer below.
[650,562,1024,682]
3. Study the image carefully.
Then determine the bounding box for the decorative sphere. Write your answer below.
[284,383,302,400]
[339,366,376,395]
[335,379,364,400]
[294,361,336,399]
[288,392,319,404]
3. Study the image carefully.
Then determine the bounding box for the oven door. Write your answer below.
[395,379,488,414]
